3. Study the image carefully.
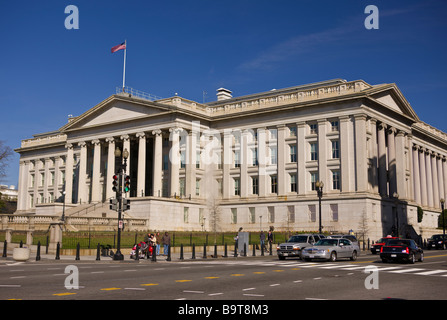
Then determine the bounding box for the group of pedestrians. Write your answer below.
[143,231,171,257]
[259,230,274,251]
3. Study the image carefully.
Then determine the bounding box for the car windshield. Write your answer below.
[431,235,446,240]
[315,239,338,246]
[377,238,393,243]
[288,236,309,243]
[387,240,411,246]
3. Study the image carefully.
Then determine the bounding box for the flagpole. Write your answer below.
[122,40,127,92]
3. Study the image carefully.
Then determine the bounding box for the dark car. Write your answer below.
[427,234,447,250]
[371,236,399,254]
[380,239,424,264]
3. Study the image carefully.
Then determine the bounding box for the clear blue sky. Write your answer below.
[1,0,446,187]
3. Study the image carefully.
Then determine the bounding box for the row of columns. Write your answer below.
[64,129,165,205]
[412,145,447,209]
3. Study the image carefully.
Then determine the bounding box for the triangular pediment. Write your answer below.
[365,84,420,121]
[60,95,173,132]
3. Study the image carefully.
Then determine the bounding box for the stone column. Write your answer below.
[152,129,163,197]
[185,130,197,198]
[377,123,388,196]
[77,141,87,204]
[443,157,447,201]
[395,130,406,199]
[387,127,397,196]
[354,115,368,192]
[169,127,182,197]
[120,134,130,176]
[340,116,353,193]
[431,152,439,208]
[240,129,250,198]
[257,127,267,197]
[136,132,146,197]
[105,137,115,200]
[425,149,434,208]
[65,143,74,204]
[277,124,286,196]
[297,122,306,194]
[412,145,421,205]
[369,118,379,193]
[91,139,102,202]
[439,155,446,204]
[419,147,428,207]
[17,160,29,211]
[222,130,232,198]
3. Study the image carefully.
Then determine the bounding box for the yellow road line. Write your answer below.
[204,277,220,279]
[140,283,158,286]
[53,292,77,296]
[100,287,121,291]
[175,280,192,282]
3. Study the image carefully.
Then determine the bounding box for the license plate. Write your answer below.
[432,244,436,247]
[309,255,315,258]
[391,254,397,257]
[283,253,288,256]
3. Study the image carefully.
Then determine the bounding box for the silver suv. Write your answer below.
[277,234,325,260]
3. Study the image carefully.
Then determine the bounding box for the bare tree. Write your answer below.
[0,140,13,182]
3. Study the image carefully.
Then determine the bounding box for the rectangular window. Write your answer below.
[290,144,297,163]
[270,129,277,140]
[271,175,278,194]
[332,170,340,190]
[331,120,339,132]
[288,205,295,223]
[196,178,201,196]
[163,155,169,171]
[249,207,256,224]
[196,151,200,169]
[234,150,240,168]
[252,148,258,166]
[268,206,275,223]
[311,172,319,191]
[231,208,237,224]
[310,143,318,161]
[234,178,240,196]
[252,176,259,195]
[289,126,297,137]
[308,204,316,222]
[290,173,297,192]
[331,140,340,159]
[310,123,318,135]
[179,178,185,197]
[330,204,339,222]
[184,207,189,223]
[270,147,277,165]
[180,151,186,169]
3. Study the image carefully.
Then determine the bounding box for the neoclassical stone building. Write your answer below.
[14,79,447,239]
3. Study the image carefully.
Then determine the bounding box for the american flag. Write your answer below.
[111,42,126,53]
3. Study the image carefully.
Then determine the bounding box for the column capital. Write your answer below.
[65,143,74,150]
[169,127,183,134]
[105,137,115,144]
[152,129,162,136]
[386,127,397,135]
[78,141,87,148]
[378,122,387,131]
[396,130,406,137]
[120,134,130,142]
[136,132,146,139]
[91,139,101,146]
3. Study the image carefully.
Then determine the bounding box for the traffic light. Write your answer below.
[123,198,130,211]
[124,175,130,193]
[112,175,119,192]
[109,198,117,211]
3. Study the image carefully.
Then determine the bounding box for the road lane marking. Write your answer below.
[100,288,121,291]
[141,283,159,286]
[270,284,280,286]
[230,274,244,276]
[414,270,447,276]
[388,268,425,273]
[243,293,264,297]
[208,293,223,296]
[183,290,204,294]
[53,292,77,296]
[125,288,145,291]
[204,277,219,279]
[293,280,302,283]
[243,288,256,291]
[253,272,265,274]
[0,285,21,288]
[175,280,192,282]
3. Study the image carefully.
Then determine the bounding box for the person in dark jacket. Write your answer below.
[162,232,171,256]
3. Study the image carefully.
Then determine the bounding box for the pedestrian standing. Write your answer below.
[156,232,161,256]
[162,232,171,256]
[260,231,265,251]
[267,230,273,252]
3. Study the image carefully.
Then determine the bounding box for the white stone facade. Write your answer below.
[14,79,447,239]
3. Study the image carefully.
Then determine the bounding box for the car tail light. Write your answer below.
[380,247,383,253]
[406,247,409,254]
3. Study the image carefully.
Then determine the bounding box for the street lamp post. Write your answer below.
[441,198,445,249]
[113,147,129,261]
[393,192,399,237]
[315,181,324,234]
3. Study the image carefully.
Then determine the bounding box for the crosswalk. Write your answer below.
[181,260,447,278]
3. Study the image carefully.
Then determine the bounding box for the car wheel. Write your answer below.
[329,251,337,262]
[418,253,424,262]
[304,258,312,262]
[409,253,415,264]
[350,251,357,261]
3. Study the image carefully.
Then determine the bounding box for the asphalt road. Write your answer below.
[1,250,447,304]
